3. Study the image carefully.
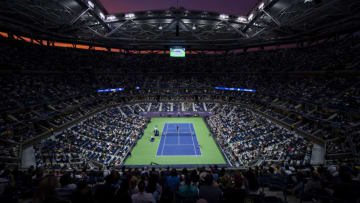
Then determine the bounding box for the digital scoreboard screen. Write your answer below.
[170,47,185,57]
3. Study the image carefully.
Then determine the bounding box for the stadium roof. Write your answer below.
[0,0,360,50]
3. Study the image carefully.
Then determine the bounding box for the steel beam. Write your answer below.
[70,8,90,25]
[105,20,130,37]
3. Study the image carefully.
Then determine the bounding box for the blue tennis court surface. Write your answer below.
[156,123,201,156]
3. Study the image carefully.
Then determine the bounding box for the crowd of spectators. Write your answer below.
[161,103,172,112]
[1,162,360,203]
[0,141,19,159]
[0,16,360,203]
[1,73,359,114]
[207,108,312,167]
[326,137,352,155]
[35,107,147,170]
[0,35,359,171]
[1,37,359,112]
[194,103,205,112]
[150,103,161,112]
[2,98,358,167]
[183,102,192,112]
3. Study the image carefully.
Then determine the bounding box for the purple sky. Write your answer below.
[99,0,257,16]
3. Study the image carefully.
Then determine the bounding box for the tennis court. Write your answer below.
[124,117,227,166]
[156,123,201,156]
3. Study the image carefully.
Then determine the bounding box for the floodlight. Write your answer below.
[192,25,196,30]
[258,2,265,10]
[99,12,105,20]
[159,25,163,30]
[237,16,247,23]
[106,15,117,21]
[125,13,135,19]
[248,13,254,21]
[219,14,229,20]
[87,1,94,9]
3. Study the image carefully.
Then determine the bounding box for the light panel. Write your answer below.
[99,12,105,20]
[106,15,117,21]
[248,13,254,21]
[258,2,265,10]
[87,1,94,9]
[237,16,247,23]
[125,13,135,19]
[219,14,229,20]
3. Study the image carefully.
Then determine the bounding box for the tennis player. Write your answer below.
[177,125,179,132]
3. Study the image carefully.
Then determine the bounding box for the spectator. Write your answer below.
[56,173,76,200]
[199,173,222,203]
[179,176,199,200]
[131,180,156,203]
[94,174,117,203]
[114,179,132,203]
[32,176,59,203]
[220,172,247,203]
[146,173,162,201]
[166,169,180,192]
[70,181,94,203]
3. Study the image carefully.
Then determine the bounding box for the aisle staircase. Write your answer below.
[227,106,237,117]
[209,103,218,112]
[118,107,127,118]
[203,103,207,111]
[126,105,134,114]
[21,146,36,168]
[310,143,325,165]
[136,104,145,112]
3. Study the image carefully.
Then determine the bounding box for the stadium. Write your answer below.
[0,0,359,202]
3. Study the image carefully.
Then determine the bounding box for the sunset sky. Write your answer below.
[100,0,257,16]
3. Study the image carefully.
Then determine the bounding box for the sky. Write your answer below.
[99,0,257,16]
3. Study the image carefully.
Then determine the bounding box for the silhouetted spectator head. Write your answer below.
[234,171,244,188]
[339,166,352,183]
[33,176,59,203]
[220,174,232,189]
[138,180,146,193]
[59,173,71,187]
[184,175,192,186]
[203,173,213,185]
[170,168,177,177]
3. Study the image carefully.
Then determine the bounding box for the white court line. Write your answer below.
[189,123,197,156]
[158,123,203,157]
[190,124,202,156]
[157,154,202,157]
[178,124,180,145]
[161,123,168,156]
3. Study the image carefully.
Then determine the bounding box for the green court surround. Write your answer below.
[124,117,227,166]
